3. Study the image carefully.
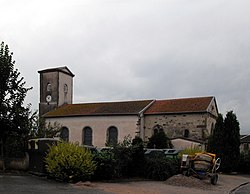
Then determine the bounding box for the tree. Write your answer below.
[147,131,173,149]
[207,111,240,172]
[222,111,240,172]
[0,42,33,164]
[207,114,224,157]
[29,113,62,138]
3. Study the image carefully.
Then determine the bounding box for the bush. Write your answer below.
[144,156,179,181]
[93,150,116,180]
[93,135,179,181]
[128,138,145,177]
[45,142,96,182]
[112,145,132,178]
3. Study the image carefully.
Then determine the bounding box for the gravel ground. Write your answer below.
[73,174,250,194]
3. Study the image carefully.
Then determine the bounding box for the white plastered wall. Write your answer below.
[46,115,139,147]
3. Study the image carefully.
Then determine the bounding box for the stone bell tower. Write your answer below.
[38,66,74,116]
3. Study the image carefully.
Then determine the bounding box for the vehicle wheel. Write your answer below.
[211,174,218,185]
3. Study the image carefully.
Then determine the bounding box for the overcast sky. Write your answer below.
[1,0,250,134]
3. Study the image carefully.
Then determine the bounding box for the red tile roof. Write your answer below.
[144,96,214,115]
[44,100,154,118]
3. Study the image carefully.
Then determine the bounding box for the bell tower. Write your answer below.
[38,66,74,116]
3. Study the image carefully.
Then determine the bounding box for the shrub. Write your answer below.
[112,145,132,178]
[144,156,179,181]
[128,137,145,177]
[45,141,96,182]
[93,150,116,180]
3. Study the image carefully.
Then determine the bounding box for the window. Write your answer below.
[83,127,92,146]
[107,126,118,146]
[153,125,164,134]
[46,83,52,92]
[184,129,190,138]
[60,127,69,142]
[64,84,68,94]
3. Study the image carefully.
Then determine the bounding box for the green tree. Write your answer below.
[0,42,32,163]
[147,131,173,149]
[29,113,62,138]
[207,111,240,172]
[222,111,240,172]
[207,113,224,157]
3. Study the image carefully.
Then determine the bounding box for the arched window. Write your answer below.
[184,129,190,138]
[46,83,52,92]
[82,127,92,146]
[60,127,69,142]
[153,125,164,134]
[64,84,68,94]
[107,126,118,146]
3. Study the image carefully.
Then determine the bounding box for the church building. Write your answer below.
[39,66,219,149]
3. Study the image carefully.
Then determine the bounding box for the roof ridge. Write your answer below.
[72,99,154,105]
[155,96,214,101]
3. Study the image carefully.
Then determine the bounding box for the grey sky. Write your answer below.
[1,0,250,134]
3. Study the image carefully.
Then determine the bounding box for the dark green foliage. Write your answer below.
[0,42,33,160]
[132,136,143,145]
[93,136,178,181]
[45,141,96,182]
[222,111,240,172]
[207,114,224,157]
[147,131,173,149]
[112,143,133,178]
[206,111,240,172]
[94,136,146,179]
[144,156,179,181]
[93,150,116,180]
[111,136,146,178]
[129,137,145,177]
[238,150,250,174]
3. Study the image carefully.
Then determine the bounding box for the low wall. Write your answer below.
[0,153,29,171]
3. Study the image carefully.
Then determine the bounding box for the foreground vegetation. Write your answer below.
[45,136,179,182]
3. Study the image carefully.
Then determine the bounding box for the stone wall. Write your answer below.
[0,153,29,171]
[144,113,216,142]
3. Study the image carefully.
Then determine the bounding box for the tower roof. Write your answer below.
[38,66,75,77]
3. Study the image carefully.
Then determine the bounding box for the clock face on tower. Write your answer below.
[46,95,52,102]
